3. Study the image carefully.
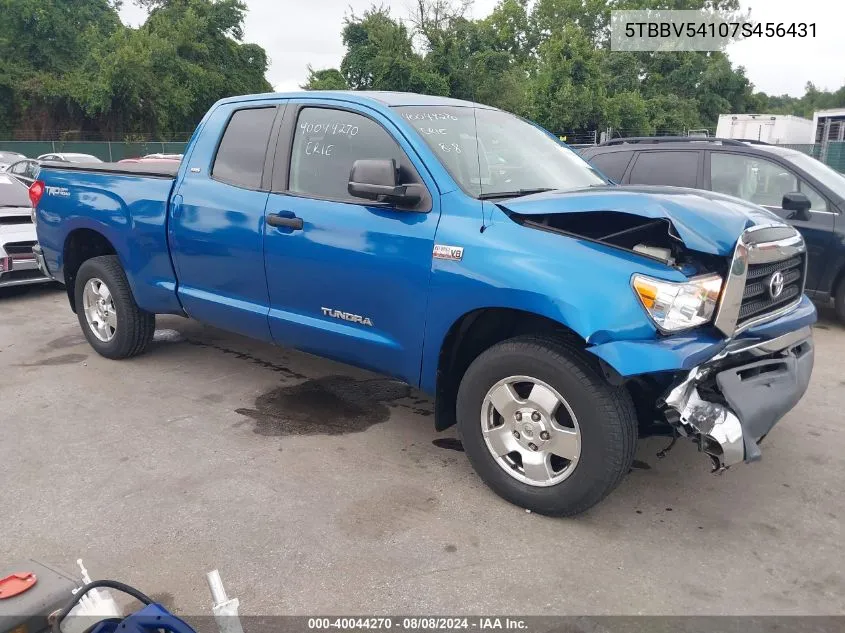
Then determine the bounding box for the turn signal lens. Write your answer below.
[28,180,45,208]
[632,278,659,309]
[632,273,722,333]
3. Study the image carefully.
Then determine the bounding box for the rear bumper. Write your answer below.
[662,326,814,470]
[0,244,52,288]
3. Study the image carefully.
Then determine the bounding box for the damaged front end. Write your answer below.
[499,188,816,472]
[657,223,814,472]
[661,326,814,472]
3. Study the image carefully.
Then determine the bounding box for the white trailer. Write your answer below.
[812,108,845,143]
[716,114,814,144]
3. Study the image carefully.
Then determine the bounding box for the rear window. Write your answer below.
[588,151,633,182]
[629,151,699,188]
[212,107,277,190]
[0,174,31,207]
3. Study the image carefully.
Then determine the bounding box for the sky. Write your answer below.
[119,0,843,98]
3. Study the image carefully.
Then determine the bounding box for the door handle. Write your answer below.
[266,214,303,230]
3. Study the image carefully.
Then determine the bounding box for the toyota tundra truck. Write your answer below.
[30,91,816,516]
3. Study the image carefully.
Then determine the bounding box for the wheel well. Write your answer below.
[433,308,587,431]
[63,229,117,312]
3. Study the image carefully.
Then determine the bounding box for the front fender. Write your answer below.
[419,204,686,392]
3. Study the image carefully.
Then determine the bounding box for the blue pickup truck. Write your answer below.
[31,92,816,515]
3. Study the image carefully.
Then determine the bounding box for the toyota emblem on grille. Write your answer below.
[769,271,785,299]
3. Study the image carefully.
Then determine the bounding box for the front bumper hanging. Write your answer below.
[661,326,814,472]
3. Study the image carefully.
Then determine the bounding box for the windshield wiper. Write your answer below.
[478,187,556,200]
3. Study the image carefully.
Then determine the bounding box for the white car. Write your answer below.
[36,152,103,163]
[0,174,51,290]
[0,150,27,172]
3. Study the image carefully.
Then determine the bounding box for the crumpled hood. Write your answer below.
[497,185,784,256]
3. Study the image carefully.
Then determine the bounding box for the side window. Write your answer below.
[629,151,699,188]
[212,107,276,190]
[10,162,24,175]
[289,107,404,201]
[710,153,798,207]
[588,151,633,182]
[799,181,828,212]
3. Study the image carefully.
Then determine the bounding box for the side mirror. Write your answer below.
[348,159,421,207]
[782,191,812,221]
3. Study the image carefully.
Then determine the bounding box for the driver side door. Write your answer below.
[263,102,440,384]
[707,151,834,292]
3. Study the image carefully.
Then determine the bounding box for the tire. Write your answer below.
[835,277,845,324]
[74,255,155,359]
[456,335,637,517]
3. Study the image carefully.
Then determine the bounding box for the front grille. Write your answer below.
[737,254,805,325]
[3,240,36,255]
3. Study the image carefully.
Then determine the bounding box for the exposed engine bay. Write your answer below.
[503,206,815,473]
[504,209,726,277]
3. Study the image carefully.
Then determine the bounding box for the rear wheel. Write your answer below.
[74,255,155,359]
[456,335,637,516]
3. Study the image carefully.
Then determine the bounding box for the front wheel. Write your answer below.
[456,335,637,516]
[74,255,155,359]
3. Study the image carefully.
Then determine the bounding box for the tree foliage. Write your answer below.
[3,0,844,140]
[0,0,271,139]
[304,0,845,135]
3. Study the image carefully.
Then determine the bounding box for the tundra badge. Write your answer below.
[321,307,373,327]
[433,244,464,261]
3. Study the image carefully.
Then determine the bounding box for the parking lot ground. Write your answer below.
[1,285,844,616]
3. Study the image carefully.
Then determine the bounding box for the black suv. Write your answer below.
[581,137,845,321]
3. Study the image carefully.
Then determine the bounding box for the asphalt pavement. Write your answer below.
[1,284,843,616]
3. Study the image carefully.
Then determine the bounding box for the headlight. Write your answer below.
[632,274,722,332]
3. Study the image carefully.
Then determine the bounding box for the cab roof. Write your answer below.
[216,90,494,109]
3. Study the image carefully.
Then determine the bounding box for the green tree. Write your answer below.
[339,6,448,95]
[0,0,270,139]
[0,0,122,135]
[302,67,349,91]
[530,25,608,132]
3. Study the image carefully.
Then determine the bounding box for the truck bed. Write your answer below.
[35,162,183,315]
[39,160,180,178]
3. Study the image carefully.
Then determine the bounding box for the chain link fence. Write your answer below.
[0,140,188,161]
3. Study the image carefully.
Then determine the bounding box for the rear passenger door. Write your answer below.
[169,100,284,341]
[626,150,702,188]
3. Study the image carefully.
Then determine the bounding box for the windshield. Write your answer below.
[778,150,845,199]
[396,106,606,198]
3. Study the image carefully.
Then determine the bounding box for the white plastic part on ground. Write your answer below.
[207,569,244,633]
[60,560,122,633]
